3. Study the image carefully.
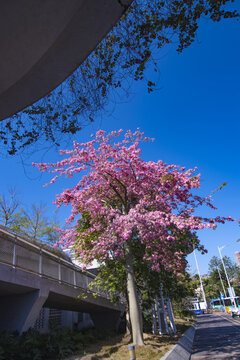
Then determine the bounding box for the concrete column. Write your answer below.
[0,288,49,334]
[90,310,121,332]
[78,313,94,330]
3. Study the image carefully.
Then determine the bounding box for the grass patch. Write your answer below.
[66,317,194,360]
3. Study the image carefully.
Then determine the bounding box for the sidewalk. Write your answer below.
[191,313,240,359]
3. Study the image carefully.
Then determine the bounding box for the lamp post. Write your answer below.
[218,246,237,309]
[217,266,227,312]
[193,250,207,311]
[217,266,227,298]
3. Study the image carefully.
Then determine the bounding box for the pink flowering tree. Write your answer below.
[33,129,233,345]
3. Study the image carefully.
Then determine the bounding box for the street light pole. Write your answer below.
[217,266,227,312]
[218,246,237,308]
[217,266,227,298]
[194,250,207,310]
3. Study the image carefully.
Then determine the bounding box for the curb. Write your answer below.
[160,323,196,360]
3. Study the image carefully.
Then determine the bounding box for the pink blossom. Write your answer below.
[33,129,234,274]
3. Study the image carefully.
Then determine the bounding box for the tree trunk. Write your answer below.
[125,241,144,345]
[125,309,131,335]
[124,296,132,335]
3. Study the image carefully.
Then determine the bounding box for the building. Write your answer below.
[235,252,240,266]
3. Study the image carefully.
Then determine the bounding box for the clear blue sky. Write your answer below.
[1,16,240,275]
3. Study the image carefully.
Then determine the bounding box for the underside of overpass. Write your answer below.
[0,0,133,121]
[0,263,124,334]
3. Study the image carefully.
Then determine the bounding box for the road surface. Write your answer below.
[191,313,240,359]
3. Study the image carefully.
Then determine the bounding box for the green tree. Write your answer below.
[0,193,58,244]
[203,255,240,300]
[18,203,59,244]
[84,226,204,330]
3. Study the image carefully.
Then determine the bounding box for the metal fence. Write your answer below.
[0,226,108,298]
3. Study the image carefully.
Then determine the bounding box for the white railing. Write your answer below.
[0,226,109,299]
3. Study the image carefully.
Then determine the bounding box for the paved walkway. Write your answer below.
[191,313,240,359]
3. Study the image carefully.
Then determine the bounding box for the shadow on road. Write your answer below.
[191,314,240,359]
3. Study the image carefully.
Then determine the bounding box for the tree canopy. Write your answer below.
[0,188,58,244]
[17,203,59,244]
[1,0,238,155]
[34,128,233,344]
[203,255,240,299]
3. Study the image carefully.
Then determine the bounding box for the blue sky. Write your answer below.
[0,15,240,275]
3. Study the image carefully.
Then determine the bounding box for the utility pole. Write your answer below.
[217,266,227,298]
[218,246,237,309]
[217,266,227,312]
[194,250,207,310]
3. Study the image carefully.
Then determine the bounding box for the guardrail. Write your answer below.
[0,226,108,299]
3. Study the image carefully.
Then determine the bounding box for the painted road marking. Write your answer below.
[216,313,240,327]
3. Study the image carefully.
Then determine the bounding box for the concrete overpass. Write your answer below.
[0,0,133,121]
[0,226,124,333]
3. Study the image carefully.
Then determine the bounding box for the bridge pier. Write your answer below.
[0,288,49,334]
[90,310,122,332]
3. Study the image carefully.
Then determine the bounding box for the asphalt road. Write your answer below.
[191,313,240,359]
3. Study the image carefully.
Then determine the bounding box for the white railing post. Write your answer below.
[58,259,61,283]
[13,238,17,268]
[73,270,77,288]
[39,249,42,277]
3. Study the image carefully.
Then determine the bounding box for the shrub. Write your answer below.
[0,327,113,360]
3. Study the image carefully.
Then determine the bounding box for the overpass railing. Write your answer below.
[0,226,109,299]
